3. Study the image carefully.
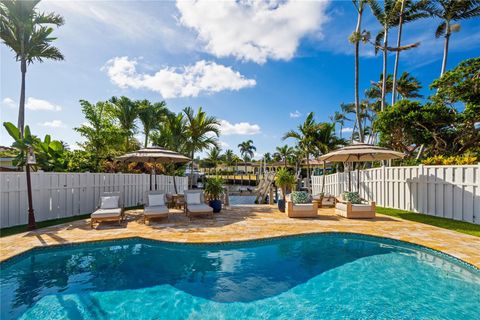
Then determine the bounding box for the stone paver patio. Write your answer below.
[1,205,479,267]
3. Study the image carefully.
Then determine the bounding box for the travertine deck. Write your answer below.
[1,205,479,267]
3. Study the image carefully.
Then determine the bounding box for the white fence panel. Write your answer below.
[0,172,188,228]
[312,164,479,224]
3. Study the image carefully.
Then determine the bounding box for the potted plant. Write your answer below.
[274,168,296,212]
[205,177,224,213]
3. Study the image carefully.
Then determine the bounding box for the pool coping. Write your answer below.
[1,231,479,274]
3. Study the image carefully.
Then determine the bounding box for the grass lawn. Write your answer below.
[376,207,480,237]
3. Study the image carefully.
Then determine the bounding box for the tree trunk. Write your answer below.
[18,59,27,136]
[306,155,311,193]
[392,0,405,106]
[381,28,388,112]
[354,8,364,143]
[144,130,149,148]
[440,24,450,77]
[189,151,194,189]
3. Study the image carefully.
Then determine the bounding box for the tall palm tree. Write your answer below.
[263,152,272,163]
[238,140,256,176]
[315,122,345,155]
[283,112,319,192]
[109,96,139,151]
[368,0,402,111]
[331,110,351,139]
[137,100,168,147]
[427,0,480,76]
[350,0,369,142]
[183,106,220,188]
[391,0,430,105]
[0,0,64,135]
[275,145,294,168]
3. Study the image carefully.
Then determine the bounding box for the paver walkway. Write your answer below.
[1,205,479,267]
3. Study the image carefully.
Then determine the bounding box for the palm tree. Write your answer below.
[369,0,417,111]
[263,152,272,163]
[275,145,294,168]
[238,140,256,176]
[137,100,167,147]
[183,106,220,188]
[366,72,423,101]
[150,112,187,154]
[427,0,480,76]
[350,0,369,142]
[0,0,64,136]
[206,146,222,174]
[330,110,351,139]
[283,112,319,192]
[109,96,139,151]
[315,122,345,155]
[391,0,429,105]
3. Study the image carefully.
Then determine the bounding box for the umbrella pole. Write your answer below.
[149,168,153,191]
[348,163,352,192]
[172,161,178,194]
[155,159,158,191]
[357,164,360,192]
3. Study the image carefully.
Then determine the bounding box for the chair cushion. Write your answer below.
[148,194,165,206]
[186,192,201,205]
[293,204,314,211]
[144,205,169,215]
[291,191,310,204]
[92,208,122,218]
[188,204,213,213]
[100,196,119,209]
[343,192,361,204]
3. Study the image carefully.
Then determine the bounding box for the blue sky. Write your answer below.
[1,0,479,158]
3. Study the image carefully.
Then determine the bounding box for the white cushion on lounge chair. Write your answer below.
[336,203,347,211]
[186,192,201,205]
[144,205,169,215]
[91,208,122,218]
[187,204,213,213]
[293,204,315,212]
[148,194,165,206]
[100,196,119,209]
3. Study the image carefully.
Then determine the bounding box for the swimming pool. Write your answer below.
[229,195,257,205]
[1,234,479,319]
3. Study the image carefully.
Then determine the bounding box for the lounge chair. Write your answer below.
[184,190,213,219]
[335,192,376,219]
[144,191,170,225]
[286,192,318,218]
[91,191,124,228]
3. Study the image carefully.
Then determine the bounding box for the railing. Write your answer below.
[312,164,479,225]
[0,172,188,228]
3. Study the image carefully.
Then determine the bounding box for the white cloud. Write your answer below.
[103,57,256,98]
[219,141,230,148]
[289,110,302,118]
[26,98,62,111]
[176,0,330,63]
[219,120,261,135]
[2,97,16,108]
[39,120,66,128]
[341,127,353,133]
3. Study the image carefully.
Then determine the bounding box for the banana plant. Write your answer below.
[3,122,36,167]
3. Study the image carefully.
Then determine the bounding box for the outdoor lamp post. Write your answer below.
[26,147,36,230]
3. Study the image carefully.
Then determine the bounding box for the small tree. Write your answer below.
[274,168,296,201]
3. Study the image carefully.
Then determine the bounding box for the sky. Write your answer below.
[1,0,479,158]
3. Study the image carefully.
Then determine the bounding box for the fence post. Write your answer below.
[418,164,425,213]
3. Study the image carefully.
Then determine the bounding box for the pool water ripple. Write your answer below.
[1,234,479,319]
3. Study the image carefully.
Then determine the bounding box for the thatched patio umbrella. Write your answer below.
[116,147,190,192]
[318,143,404,191]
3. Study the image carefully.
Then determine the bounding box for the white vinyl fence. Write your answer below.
[0,172,188,228]
[312,165,480,225]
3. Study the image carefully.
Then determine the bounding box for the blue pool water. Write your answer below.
[1,234,479,319]
[229,195,257,205]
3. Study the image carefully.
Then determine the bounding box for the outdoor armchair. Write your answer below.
[91,191,124,228]
[184,190,213,219]
[335,193,375,219]
[144,190,170,225]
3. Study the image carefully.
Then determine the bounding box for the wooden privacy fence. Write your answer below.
[312,164,480,225]
[0,172,188,228]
